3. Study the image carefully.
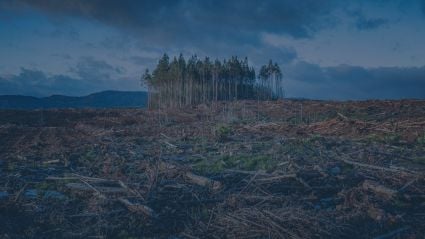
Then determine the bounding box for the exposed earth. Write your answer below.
[0,99,424,238]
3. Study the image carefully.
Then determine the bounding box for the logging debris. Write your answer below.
[0,99,424,238]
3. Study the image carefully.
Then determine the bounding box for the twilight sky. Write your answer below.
[0,0,425,99]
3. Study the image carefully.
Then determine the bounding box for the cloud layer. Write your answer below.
[0,68,94,97]
[1,0,425,99]
[285,62,425,99]
[4,0,339,47]
[0,57,138,97]
[1,62,424,100]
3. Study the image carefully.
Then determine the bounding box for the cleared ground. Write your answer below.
[0,99,424,238]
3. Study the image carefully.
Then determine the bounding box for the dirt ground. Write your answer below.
[0,99,424,238]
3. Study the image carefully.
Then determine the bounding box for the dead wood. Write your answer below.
[362,180,396,199]
[2,100,425,238]
[185,172,222,191]
[373,226,410,239]
[118,198,156,218]
[66,183,128,194]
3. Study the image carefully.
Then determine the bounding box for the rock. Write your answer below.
[330,166,341,175]
[362,180,396,199]
[320,197,335,209]
[43,190,67,200]
[0,191,9,200]
[367,207,386,221]
[24,189,38,199]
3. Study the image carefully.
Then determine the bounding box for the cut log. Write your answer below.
[118,198,156,218]
[43,159,60,164]
[224,169,270,176]
[339,157,423,176]
[47,176,115,183]
[185,172,222,191]
[362,180,396,199]
[255,174,297,182]
[66,183,128,194]
[337,112,348,121]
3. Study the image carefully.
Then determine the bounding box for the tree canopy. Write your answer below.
[142,54,284,108]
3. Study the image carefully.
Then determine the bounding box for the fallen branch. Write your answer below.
[118,180,144,200]
[118,198,156,218]
[398,178,417,192]
[163,140,178,148]
[255,174,297,182]
[14,183,28,202]
[46,176,114,183]
[337,112,348,121]
[339,156,423,175]
[70,173,114,182]
[42,159,60,164]
[373,226,410,239]
[295,177,311,189]
[185,172,222,191]
[224,169,270,176]
[66,183,127,194]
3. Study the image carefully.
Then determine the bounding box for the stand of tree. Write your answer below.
[142,54,283,108]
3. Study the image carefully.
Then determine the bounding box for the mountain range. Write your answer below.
[0,91,148,109]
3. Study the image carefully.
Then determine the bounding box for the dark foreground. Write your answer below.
[0,100,424,238]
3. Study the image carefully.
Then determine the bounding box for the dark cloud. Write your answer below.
[255,46,297,65]
[128,56,156,65]
[345,8,389,31]
[0,57,137,97]
[355,17,388,30]
[49,27,79,39]
[421,0,425,15]
[194,43,298,66]
[0,68,95,96]
[284,62,425,99]
[99,35,134,52]
[32,25,80,40]
[5,0,339,46]
[51,53,72,60]
[2,0,424,99]
[70,56,125,80]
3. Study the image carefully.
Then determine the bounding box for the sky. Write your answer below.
[0,0,425,99]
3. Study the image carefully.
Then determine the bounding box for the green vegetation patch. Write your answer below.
[80,148,98,162]
[365,132,402,144]
[213,124,233,142]
[412,156,425,165]
[193,154,276,174]
[383,132,402,144]
[417,133,425,145]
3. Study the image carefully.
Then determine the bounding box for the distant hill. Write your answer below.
[0,91,148,109]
